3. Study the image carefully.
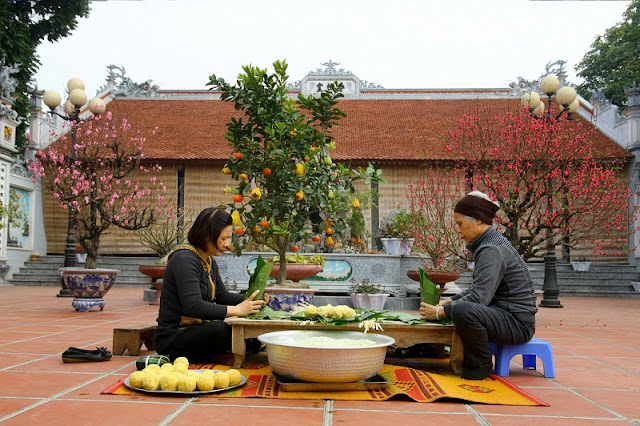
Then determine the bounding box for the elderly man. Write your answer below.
[420,191,537,380]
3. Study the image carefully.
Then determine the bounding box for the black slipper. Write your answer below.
[62,347,112,363]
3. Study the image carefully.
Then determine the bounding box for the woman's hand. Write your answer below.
[226,290,266,317]
[420,301,448,321]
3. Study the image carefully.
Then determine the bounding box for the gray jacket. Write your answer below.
[448,227,537,321]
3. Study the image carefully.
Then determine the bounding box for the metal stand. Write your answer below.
[57,106,79,298]
[539,239,563,308]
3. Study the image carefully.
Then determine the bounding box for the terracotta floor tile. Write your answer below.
[170,403,325,426]
[483,416,628,425]
[332,408,479,425]
[10,354,133,373]
[0,397,41,418]
[554,367,640,390]
[472,387,621,418]
[578,389,640,420]
[1,399,181,426]
[194,397,324,408]
[0,353,45,370]
[0,371,97,398]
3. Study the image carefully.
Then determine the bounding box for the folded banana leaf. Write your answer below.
[244,255,274,300]
[419,268,440,306]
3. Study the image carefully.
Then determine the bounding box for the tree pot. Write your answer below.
[59,267,120,312]
[269,263,323,282]
[407,269,461,293]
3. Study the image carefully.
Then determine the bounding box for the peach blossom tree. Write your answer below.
[444,107,635,261]
[29,111,168,269]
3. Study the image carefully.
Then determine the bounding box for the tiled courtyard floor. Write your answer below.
[0,285,638,425]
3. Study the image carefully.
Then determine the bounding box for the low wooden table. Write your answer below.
[226,317,463,375]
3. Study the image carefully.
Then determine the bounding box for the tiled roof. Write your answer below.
[105,98,630,163]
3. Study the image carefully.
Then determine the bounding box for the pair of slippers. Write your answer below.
[62,347,112,363]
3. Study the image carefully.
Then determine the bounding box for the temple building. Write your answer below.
[26,60,640,272]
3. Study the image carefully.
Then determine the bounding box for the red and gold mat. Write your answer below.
[102,358,547,406]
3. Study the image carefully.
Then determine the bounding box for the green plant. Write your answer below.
[132,207,193,265]
[349,278,384,294]
[379,208,416,239]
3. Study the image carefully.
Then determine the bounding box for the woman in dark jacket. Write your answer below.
[155,207,266,362]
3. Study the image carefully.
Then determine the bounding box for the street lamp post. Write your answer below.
[521,74,579,309]
[42,78,105,297]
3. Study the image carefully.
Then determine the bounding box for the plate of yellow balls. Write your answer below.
[124,356,247,395]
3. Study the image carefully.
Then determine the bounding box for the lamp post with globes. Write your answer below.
[521,74,578,308]
[42,78,106,297]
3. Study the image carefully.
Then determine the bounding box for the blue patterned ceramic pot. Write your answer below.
[60,268,120,299]
[264,287,317,312]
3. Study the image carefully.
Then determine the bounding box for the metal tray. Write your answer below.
[124,369,247,395]
[273,371,388,392]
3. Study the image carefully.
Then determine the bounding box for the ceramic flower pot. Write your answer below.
[350,293,389,310]
[60,267,120,312]
[399,238,415,256]
[571,261,592,272]
[380,238,402,255]
[264,287,317,311]
[138,265,166,305]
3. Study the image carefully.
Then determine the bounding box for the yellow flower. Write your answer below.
[231,211,242,227]
[288,129,297,138]
[250,187,262,201]
[296,190,304,201]
[294,163,305,176]
[350,198,361,209]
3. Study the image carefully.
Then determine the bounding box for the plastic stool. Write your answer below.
[489,337,555,378]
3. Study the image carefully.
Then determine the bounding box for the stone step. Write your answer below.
[10,255,640,298]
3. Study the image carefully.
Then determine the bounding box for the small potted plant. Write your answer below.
[75,245,87,264]
[349,278,389,310]
[571,257,592,272]
[133,208,192,305]
[379,207,414,255]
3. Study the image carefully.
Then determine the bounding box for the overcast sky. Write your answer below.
[33,0,631,97]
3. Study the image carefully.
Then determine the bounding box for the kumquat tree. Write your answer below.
[29,111,169,269]
[444,106,636,261]
[207,60,371,284]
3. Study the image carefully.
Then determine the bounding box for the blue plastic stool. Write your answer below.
[489,337,555,378]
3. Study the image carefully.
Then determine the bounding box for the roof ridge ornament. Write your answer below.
[509,59,570,96]
[100,65,162,98]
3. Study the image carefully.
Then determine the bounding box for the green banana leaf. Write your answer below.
[244,255,274,300]
[419,268,441,306]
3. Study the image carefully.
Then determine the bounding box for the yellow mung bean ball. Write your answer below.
[174,357,189,367]
[142,373,161,391]
[128,371,145,388]
[196,374,215,391]
[160,373,180,391]
[178,375,197,392]
[173,362,188,374]
[160,363,175,372]
[142,364,161,374]
[213,371,230,389]
[226,369,243,386]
